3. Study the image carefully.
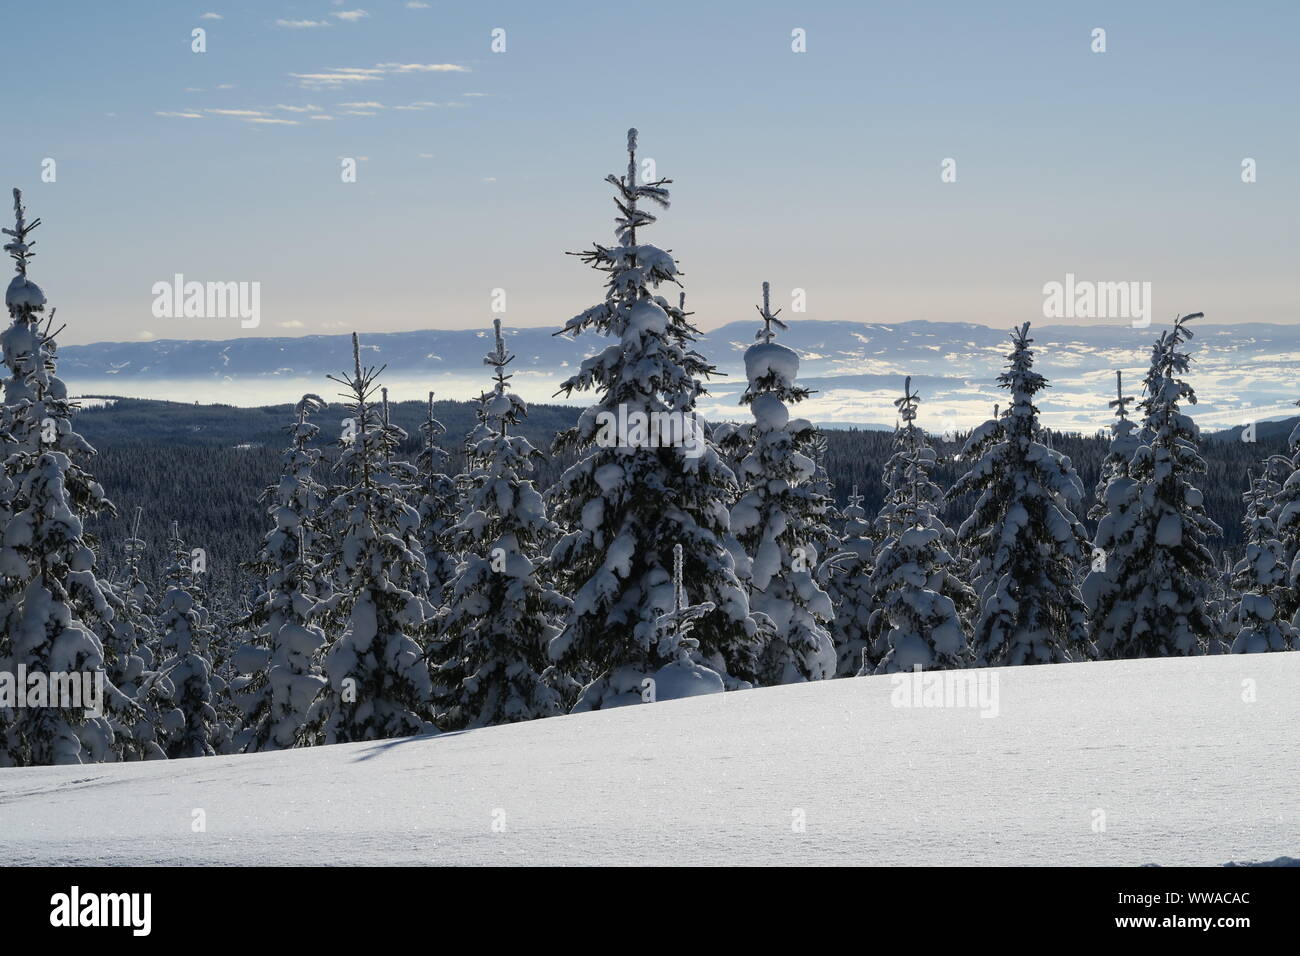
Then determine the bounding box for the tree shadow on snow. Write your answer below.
[351,731,467,762]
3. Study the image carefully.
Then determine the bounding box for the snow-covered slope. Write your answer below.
[2,654,1296,866]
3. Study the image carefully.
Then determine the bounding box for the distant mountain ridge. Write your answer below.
[58,319,1300,433]
[59,319,1298,380]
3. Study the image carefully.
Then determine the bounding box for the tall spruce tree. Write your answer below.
[547,129,760,709]
[235,395,329,751]
[0,189,120,765]
[1268,404,1300,628]
[1085,314,1221,657]
[308,335,435,742]
[1081,371,1143,659]
[416,391,460,608]
[1228,469,1296,653]
[1204,552,1238,655]
[948,323,1091,666]
[155,522,222,758]
[1089,371,1141,521]
[817,483,876,676]
[864,378,973,674]
[433,321,570,729]
[730,282,836,684]
[806,430,841,558]
[103,506,166,759]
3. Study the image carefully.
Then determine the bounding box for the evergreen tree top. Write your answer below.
[2,188,38,277]
[754,281,789,344]
[742,281,810,406]
[417,390,449,477]
[1138,312,1205,445]
[998,323,1047,397]
[844,483,866,519]
[478,318,528,435]
[605,127,672,247]
[1108,370,1135,421]
[3,188,48,317]
[295,392,326,421]
[894,375,921,428]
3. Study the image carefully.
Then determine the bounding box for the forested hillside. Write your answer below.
[75,396,1288,607]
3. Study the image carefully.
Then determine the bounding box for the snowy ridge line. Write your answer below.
[1,653,1296,867]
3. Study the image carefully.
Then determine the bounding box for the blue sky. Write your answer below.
[6,0,1298,345]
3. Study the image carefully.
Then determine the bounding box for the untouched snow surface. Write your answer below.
[2,654,1297,866]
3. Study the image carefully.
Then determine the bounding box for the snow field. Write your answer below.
[2,652,1295,866]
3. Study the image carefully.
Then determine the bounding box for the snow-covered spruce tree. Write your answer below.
[873,380,951,543]
[94,506,166,760]
[863,378,973,674]
[1268,406,1300,627]
[1203,552,1238,654]
[857,381,970,672]
[730,282,836,684]
[430,392,493,702]
[154,522,222,759]
[234,395,329,752]
[307,335,435,743]
[1088,371,1141,521]
[1080,371,1143,660]
[546,129,759,708]
[816,484,875,676]
[947,323,1091,666]
[1085,314,1221,658]
[806,430,841,557]
[432,320,570,729]
[0,189,123,766]
[416,391,460,607]
[1228,470,1297,653]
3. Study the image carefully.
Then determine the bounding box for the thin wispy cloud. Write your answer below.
[206,109,267,117]
[199,12,223,19]
[291,63,467,88]
[277,18,331,29]
[156,111,203,119]
[405,2,430,8]
[291,68,383,87]
[339,101,385,109]
[377,62,468,73]
[247,117,300,125]
[332,9,370,22]
[275,104,323,112]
